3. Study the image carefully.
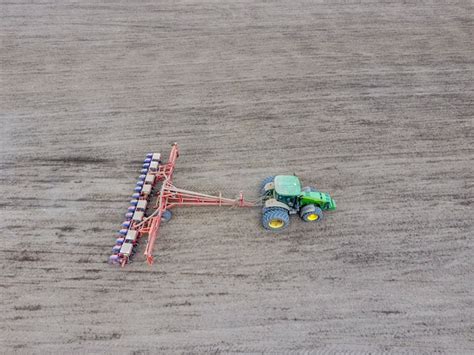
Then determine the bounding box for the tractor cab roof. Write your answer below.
[274,175,301,196]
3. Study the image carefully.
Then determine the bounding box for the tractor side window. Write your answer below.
[288,197,296,207]
[278,195,295,207]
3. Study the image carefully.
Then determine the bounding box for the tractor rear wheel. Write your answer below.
[262,208,290,231]
[301,205,323,222]
[260,176,275,195]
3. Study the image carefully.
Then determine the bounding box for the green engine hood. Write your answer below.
[300,191,336,211]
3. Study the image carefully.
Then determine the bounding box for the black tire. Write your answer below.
[260,176,275,195]
[301,206,323,222]
[262,207,290,231]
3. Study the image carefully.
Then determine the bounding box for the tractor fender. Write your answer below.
[263,198,290,212]
[299,203,317,217]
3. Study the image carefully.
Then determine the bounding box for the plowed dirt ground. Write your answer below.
[1,1,472,353]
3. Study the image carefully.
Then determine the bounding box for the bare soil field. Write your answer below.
[1,0,473,353]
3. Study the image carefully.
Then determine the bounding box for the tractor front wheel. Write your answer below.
[262,208,290,231]
[301,205,323,222]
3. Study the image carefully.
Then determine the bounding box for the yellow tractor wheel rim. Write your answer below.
[307,213,319,221]
[269,219,284,229]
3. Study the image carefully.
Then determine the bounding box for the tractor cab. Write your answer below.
[260,174,337,231]
[273,175,301,208]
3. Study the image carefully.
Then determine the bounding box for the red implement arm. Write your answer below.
[141,143,254,265]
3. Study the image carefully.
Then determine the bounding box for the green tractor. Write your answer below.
[260,175,336,231]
